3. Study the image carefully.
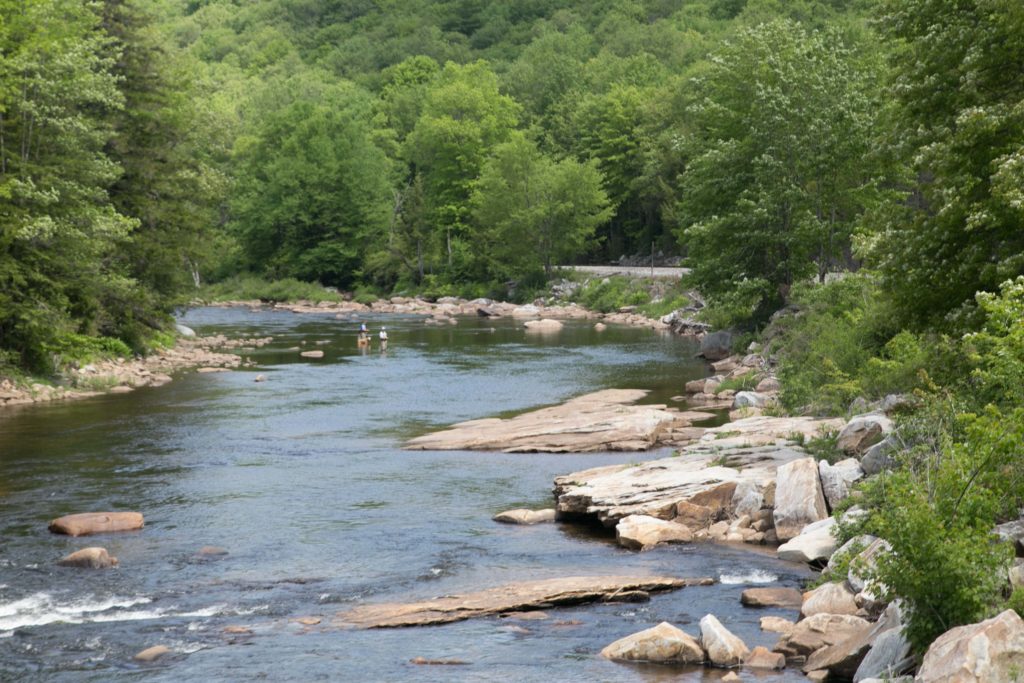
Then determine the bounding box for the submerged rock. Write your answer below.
[600,621,704,664]
[337,575,712,628]
[523,318,563,332]
[49,512,144,537]
[57,547,118,569]
[744,645,785,670]
[740,587,802,608]
[134,645,170,662]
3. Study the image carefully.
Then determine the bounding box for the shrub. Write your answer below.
[199,275,343,303]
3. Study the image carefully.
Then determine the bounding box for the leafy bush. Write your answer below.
[964,276,1024,408]
[43,333,133,366]
[574,276,651,313]
[844,399,1024,653]
[199,275,343,303]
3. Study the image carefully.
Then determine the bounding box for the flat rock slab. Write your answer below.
[405,389,713,453]
[49,512,144,536]
[336,576,712,628]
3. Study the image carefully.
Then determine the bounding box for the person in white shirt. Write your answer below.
[378,326,388,351]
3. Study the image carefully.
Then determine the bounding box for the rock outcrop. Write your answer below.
[406,389,711,453]
[774,613,870,659]
[800,581,860,619]
[600,622,704,664]
[49,512,144,536]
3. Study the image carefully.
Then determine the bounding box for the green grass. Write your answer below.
[198,275,344,303]
[714,373,759,393]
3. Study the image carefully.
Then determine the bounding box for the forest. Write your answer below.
[2,0,1024,667]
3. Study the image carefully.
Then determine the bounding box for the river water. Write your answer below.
[0,307,812,681]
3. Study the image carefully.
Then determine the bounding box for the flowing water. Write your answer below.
[0,307,812,681]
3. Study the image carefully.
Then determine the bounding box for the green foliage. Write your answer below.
[869,0,1024,327]
[844,397,1024,653]
[714,373,759,394]
[963,277,1024,408]
[676,19,885,320]
[44,334,133,366]
[804,430,843,464]
[573,276,652,313]
[198,275,343,303]
[471,133,612,279]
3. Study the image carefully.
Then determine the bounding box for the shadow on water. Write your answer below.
[0,308,811,681]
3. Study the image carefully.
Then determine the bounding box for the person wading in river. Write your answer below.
[357,323,370,349]
[378,326,388,352]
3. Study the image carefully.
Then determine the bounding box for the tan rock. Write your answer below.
[223,626,252,634]
[408,389,692,454]
[773,457,828,541]
[57,547,118,569]
[685,379,706,394]
[600,621,704,664]
[744,645,785,670]
[49,512,144,536]
[774,613,870,658]
[294,617,321,626]
[493,508,556,525]
[917,609,1024,683]
[594,323,607,332]
[700,614,749,668]
[616,515,693,550]
[760,616,795,635]
[197,545,228,556]
[674,501,714,529]
[803,601,903,679]
[805,670,829,683]
[837,414,893,454]
[740,587,802,608]
[299,350,324,358]
[801,581,859,618]
[337,575,711,628]
[523,318,563,332]
[134,645,170,662]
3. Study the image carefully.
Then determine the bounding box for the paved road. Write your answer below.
[559,265,690,278]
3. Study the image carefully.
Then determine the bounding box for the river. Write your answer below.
[0,307,811,681]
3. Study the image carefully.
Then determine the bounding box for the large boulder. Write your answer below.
[615,515,693,550]
[818,458,864,510]
[699,331,734,361]
[917,609,1024,683]
[674,501,715,529]
[700,614,749,667]
[600,621,704,664]
[774,613,870,659]
[174,324,196,337]
[996,518,1024,557]
[853,626,912,682]
[493,509,556,525]
[744,646,785,670]
[801,581,859,618]
[837,413,893,455]
[49,512,144,536]
[733,391,769,409]
[803,602,905,680]
[778,517,838,564]
[740,587,802,608]
[57,547,118,569]
[860,436,898,475]
[731,481,764,518]
[773,458,828,541]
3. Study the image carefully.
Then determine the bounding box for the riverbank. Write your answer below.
[0,334,260,409]
[200,295,684,332]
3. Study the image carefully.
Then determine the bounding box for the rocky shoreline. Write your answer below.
[0,334,262,409]
[202,295,686,332]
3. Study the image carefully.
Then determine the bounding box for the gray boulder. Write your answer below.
[860,436,898,475]
[773,457,829,541]
[699,331,733,361]
[777,517,838,564]
[837,413,893,454]
[733,391,769,408]
[818,458,864,509]
[175,324,196,337]
[853,626,912,682]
